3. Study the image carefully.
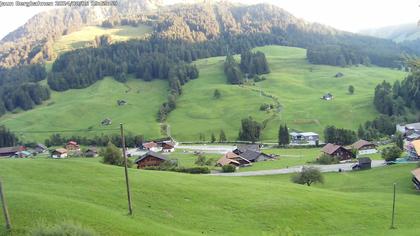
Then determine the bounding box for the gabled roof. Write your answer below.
[0,146,24,154]
[236,144,260,153]
[217,157,240,166]
[67,141,78,145]
[36,143,47,150]
[412,140,420,156]
[143,142,157,149]
[85,147,98,153]
[351,140,376,150]
[135,151,166,163]
[239,150,261,161]
[412,168,420,180]
[321,143,342,155]
[53,148,68,154]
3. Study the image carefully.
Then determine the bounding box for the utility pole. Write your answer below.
[390,183,397,229]
[120,123,133,215]
[0,178,11,231]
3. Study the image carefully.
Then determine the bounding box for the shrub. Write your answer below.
[195,155,207,166]
[381,146,402,162]
[179,167,210,174]
[101,142,132,167]
[315,154,339,165]
[29,222,97,236]
[222,164,236,173]
[291,167,324,186]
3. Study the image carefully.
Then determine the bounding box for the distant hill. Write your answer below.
[360,23,420,42]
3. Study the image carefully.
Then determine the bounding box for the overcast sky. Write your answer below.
[0,0,419,40]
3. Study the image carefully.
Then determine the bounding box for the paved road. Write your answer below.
[210,160,387,177]
[176,145,237,154]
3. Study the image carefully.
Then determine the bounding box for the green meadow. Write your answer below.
[52,25,152,56]
[0,46,407,142]
[0,158,419,235]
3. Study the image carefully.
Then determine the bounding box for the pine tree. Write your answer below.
[219,130,227,143]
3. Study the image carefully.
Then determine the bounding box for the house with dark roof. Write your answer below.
[321,143,354,161]
[233,144,261,155]
[0,146,26,157]
[84,147,99,157]
[239,150,273,163]
[217,152,251,167]
[34,143,48,153]
[350,140,377,156]
[135,151,167,169]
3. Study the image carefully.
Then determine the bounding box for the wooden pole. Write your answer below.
[120,123,133,215]
[390,183,396,229]
[0,179,11,231]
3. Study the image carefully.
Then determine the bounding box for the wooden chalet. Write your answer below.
[217,152,251,167]
[321,143,354,161]
[161,142,175,153]
[66,141,80,151]
[350,140,377,156]
[142,142,162,152]
[51,148,68,159]
[411,168,420,190]
[135,151,167,169]
[0,146,25,157]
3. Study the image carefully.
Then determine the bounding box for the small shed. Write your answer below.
[101,118,112,126]
[135,151,167,169]
[352,157,372,170]
[321,93,334,101]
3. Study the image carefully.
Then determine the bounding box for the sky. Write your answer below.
[0,0,419,39]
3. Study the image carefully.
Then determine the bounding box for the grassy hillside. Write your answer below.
[52,25,152,56]
[0,158,419,235]
[169,46,407,141]
[0,77,167,142]
[0,45,407,142]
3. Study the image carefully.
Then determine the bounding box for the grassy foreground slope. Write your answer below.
[169,46,406,141]
[0,159,419,235]
[0,77,167,142]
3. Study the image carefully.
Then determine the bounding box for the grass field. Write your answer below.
[169,46,407,142]
[0,77,167,142]
[52,25,152,56]
[0,158,419,235]
[0,45,407,142]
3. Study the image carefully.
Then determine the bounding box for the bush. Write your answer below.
[291,167,324,186]
[30,222,97,236]
[260,103,273,111]
[381,146,402,162]
[178,167,210,174]
[315,154,339,165]
[101,142,132,167]
[222,164,236,173]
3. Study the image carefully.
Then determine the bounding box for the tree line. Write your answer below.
[224,50,270,84]
[0,125,19,147]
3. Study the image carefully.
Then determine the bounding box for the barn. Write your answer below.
[135,151,167,169]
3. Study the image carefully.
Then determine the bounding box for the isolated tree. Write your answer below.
[195,154,207,166]
[214,89,221,99]
[219,130,227,143]
[101,142,131,167]
[292,167,324,186]
[381,146,402,162]
[348,85,355,94]
[278,124,290,146]
[395,134,404,150]
[211,133,216,143]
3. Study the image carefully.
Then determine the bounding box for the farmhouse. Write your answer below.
[290,132,320,144]
[51,148,68,159]
[217,152,251,167]
[34,143,48,153]
[321,143,354,161]
[408,140,420,160]
[0,146,26,157]
[239,149,274,163]
[135,151,167,169]
[350,140,377,156]
[142,142,162,152]
[84,147,99,157]
[66,141,80,151]
[352,157,372,170]
[411,168,420,190]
